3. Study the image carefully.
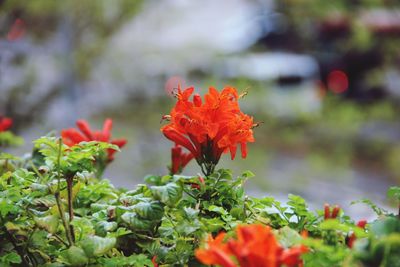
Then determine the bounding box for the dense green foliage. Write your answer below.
[0,134,399,266]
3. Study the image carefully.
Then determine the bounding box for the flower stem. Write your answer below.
[398,204,400,219]
[55,138,74,246]
[66,174,75,242]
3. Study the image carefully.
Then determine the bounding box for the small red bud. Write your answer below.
[198,176,205,184]
[331,205,340,219]
[324,203,330,220]
[357,220,367,229]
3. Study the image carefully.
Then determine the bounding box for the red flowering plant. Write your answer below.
[161,86,255,176]
[61,119,127,176]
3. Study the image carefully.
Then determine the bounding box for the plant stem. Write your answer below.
[29,161,44,182]
[55,138,74,246]
[52,234,69,246]
[182,187,198,200]
[55,192,73,246]
[398,204,400,219]
[66,175,75,242]
[199,162,207,177]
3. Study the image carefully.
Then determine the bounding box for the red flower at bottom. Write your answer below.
[151,256,159,267]
[61,119,127,162]
[196,224,308,267]
[0,116,13,132]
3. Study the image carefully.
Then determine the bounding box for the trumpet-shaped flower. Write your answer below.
[161,86,255,175]
[61,119,127,162]
[196,224,308,267]
[170,144,194,175]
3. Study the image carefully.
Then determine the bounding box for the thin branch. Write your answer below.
[55,138,74,246]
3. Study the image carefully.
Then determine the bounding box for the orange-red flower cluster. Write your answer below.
[61,119,127,162]
[161,86,255,175]
[170,144,194,175]
[0,116,13,132]
[195,224,308,267]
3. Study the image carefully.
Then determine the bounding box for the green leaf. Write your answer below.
[79,236,116,257]
[0,198,18,216]
[32,195,57,208]
[351,198,387,216]
[65,246,89,266]
[207,205,228,216]
[98,254,153,267]
[241,170,255,179]
[121,212,156,231]
[277,226,302,248]
[95,221,118,237]
[370,217,400,237]
[150,182,182,207]
[0,153,20,160]
[133,201,164,220]
[388,186,400,201]
[35,215,59,234]
[0,131,24,146]
[319,219,351,232]
[144,175,162,185]
[0,252,22,265]
[201,217,225,232]
[70,217,95,239]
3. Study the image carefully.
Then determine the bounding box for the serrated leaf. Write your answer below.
[150,183,182,207]
[95,221,118,237]
[32,195,57,208]
[133,201,164,220]
[121,212,155,231]
[207,205,228,216]
[30,183,49,193]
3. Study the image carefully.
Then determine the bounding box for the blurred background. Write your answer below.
[1,0,400,219]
